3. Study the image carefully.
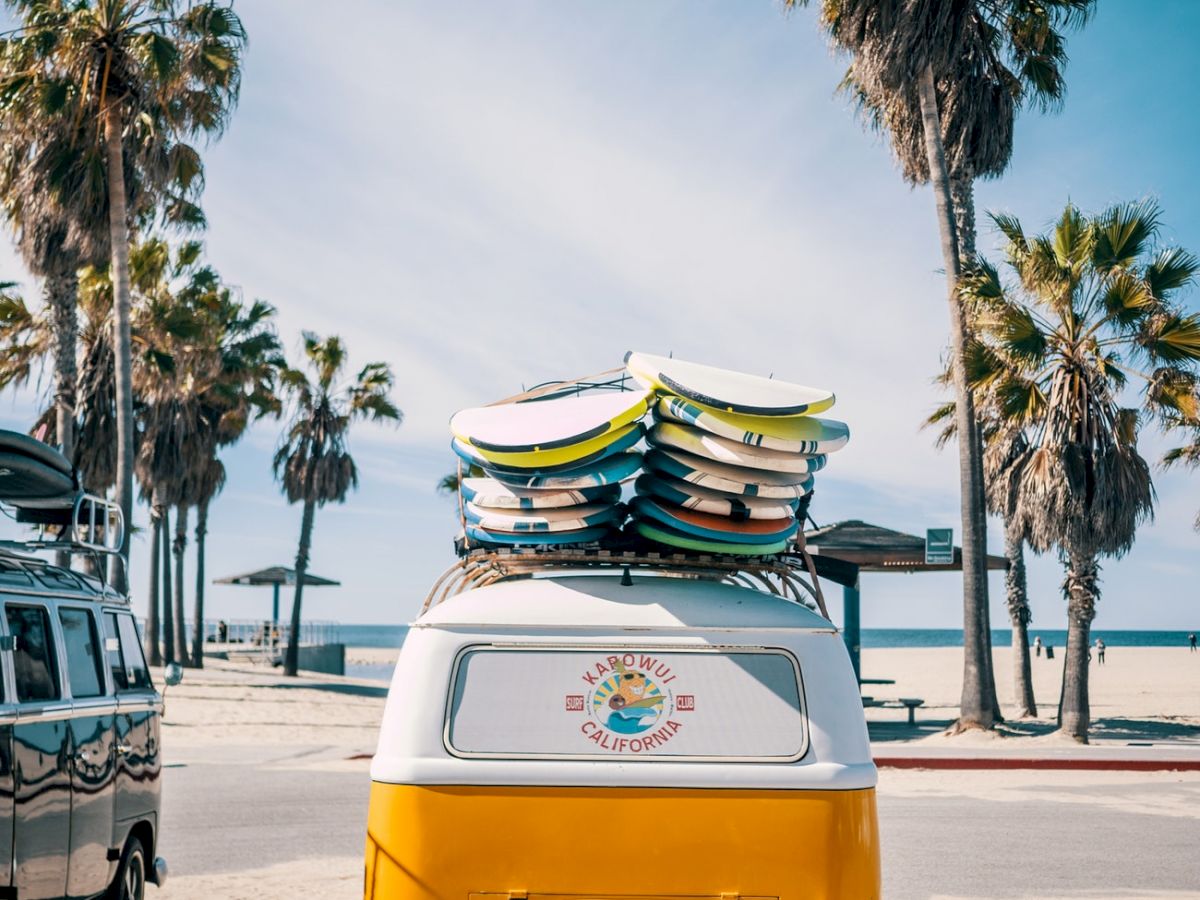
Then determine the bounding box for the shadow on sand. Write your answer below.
[868,715,1200,744]
[264,680,389,699]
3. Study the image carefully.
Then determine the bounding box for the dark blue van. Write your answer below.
[0,430,171,899]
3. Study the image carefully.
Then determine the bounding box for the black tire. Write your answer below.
[108,835,147,900]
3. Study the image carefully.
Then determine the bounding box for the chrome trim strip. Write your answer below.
[16,703,76,723]
[116,696,162,713]
[70,699,120,715]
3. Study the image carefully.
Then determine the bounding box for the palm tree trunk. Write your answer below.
[285,497,317,677]
[48,271,80,572]
[145,502,163,666]
[173,504,190,666]
[1004,519,1037,718]
[47,270,79,462]
[950,170,976,263]
[160,504,175,665]
[103,101,135,593]
[191,499,208,669]
[950,166,1002,724]
[917,64,993,730]
[1059,552,1097,741]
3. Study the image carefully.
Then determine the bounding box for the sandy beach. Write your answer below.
[860,645,1200,743]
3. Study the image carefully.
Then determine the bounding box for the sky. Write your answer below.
[1,0,1197,633]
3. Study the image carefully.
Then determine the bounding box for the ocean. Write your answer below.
[339,624,1197,679]
[337,624,1195,650]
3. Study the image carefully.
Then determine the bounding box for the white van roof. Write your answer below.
[415,575,833,631]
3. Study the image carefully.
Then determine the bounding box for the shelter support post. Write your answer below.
[843,577,861,683]
[272,583,280,628]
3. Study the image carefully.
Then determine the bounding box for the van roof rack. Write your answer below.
[0,491,127,592]
[422,545,829,618]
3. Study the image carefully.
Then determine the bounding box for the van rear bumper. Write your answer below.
[364,782,880,900]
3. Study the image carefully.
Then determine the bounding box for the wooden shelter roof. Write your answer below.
[804,520,1009,575]
[214,566,341,587]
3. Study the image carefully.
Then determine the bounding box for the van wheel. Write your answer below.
[109,835,147,900]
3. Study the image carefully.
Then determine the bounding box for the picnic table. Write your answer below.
[861,695,925,724]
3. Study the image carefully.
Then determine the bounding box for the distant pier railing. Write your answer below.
[141,618,345,674]
[191,617,341,648]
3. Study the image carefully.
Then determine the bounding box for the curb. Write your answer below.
[874,757,1200,772]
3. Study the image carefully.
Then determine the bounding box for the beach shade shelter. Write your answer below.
[802,520,1008,681]
[214,566,341,628]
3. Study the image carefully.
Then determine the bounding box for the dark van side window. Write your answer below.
[59,608,105,699]
[104,612,128,690]
[116,614,153,690]
[6,604,61,703]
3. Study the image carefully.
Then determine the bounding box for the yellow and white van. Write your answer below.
[365,567,880,899]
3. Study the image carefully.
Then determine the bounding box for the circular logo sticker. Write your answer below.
[591,664,666,734]
[574,653,685,753]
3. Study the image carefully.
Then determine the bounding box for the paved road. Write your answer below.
[158,752,371,877]
[160,758,1200,897]
[878,775,1200,898]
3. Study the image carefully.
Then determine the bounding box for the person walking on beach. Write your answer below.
[1034,635,1043,658]
[1190,632,1197,652]
[1095,638,1105,665]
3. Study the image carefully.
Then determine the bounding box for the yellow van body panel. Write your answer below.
[364,783,880,900]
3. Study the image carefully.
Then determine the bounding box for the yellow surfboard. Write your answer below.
[656,396,849,454]
[462,421,645,470]
[452,389,650,453]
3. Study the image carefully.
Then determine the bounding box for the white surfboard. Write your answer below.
[644,447,820,498]
[648,422,824,474]
[459,477,620,510]
[451,389,651,454]
[656,396,849,454]
[635,474,804,520]
[463,501,621,533]
[625,351,834,417]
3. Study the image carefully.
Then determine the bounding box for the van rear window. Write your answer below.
[446,647,806,761]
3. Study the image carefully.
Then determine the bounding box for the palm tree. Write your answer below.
[785,0,1094,730]
[4,0,247,585]
[1,36,103,465]
[132,237,212,664]
[963,200,1200,741]
[274,334,400,677]
[837,6,1096,720]
[185,287,282,667]
[926,403,1038,718]
[189,456,225,667]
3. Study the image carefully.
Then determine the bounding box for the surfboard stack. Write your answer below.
[450,389,651,548]
[0,429,77,503]
[624,352,849,556]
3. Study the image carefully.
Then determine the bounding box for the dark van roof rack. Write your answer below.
[1,491,127,590]
[5,491,125,554]
[422,545,829,619]
[0,429,126,591]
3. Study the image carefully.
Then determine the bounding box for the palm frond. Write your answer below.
[1091,199,1161,272]
[1145,246,1199,299]
[1141,313,1200,364]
